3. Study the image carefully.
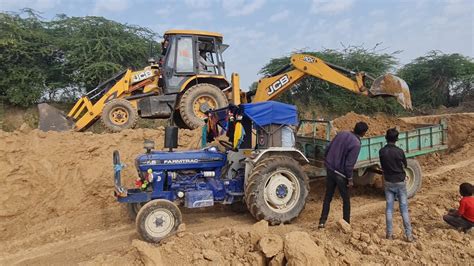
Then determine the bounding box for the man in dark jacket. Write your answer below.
[379,128,414,242]
[318,122,368,228]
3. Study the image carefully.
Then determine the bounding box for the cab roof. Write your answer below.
[164,29,223,39]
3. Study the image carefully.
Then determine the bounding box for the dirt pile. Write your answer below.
[401,113,474,150]
[298,112,416,139]
[0,128,201,251]
[131,221,328,265]
[332,112,415,137]
[1,112,473,265]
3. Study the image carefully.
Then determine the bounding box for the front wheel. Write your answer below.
[245,156,309,225]
[405,159,422,198]
[179,83,228,129]
[136,199,182,243]
[101,99,138,132]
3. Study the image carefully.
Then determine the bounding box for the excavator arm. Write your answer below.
[232,54,412,109]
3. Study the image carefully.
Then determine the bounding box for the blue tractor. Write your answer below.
[113,101,310,243]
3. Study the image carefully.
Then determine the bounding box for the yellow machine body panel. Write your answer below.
[232,53,411,109]
[164,29,223,39]
[180,75,230,92]
[66,67,160,131]
[253,54,367,103]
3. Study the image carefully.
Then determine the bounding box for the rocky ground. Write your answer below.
[0,113,473,265]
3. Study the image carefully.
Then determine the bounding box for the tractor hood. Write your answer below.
[135,148,226,171]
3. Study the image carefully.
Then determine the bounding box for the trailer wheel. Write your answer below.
[405,159,422,198]
[136,199,182,243]
[179,83,228,129]
[101,99,138,132]
[245,156,309,225]
[127,202,145,220]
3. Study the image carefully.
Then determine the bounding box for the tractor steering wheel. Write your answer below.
[219,140,234,151]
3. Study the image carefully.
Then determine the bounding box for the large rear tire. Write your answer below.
[405,159,422,198]
[245,156,309,225]
[136,199,182,243]
[101,99,138,132]
[179,83,228,130]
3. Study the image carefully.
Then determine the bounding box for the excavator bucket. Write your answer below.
[38,103,75,132]
[369,74,412,109]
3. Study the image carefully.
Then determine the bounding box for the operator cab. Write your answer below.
[160,30,228,93]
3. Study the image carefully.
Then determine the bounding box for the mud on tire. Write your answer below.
[179,83,228,130]
[101,99,138,132]
[245,156,309,225]
[136,199,182,243]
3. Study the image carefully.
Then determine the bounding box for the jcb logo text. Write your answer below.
[267,75,289,95]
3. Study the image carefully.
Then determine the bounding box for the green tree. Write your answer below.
[0,10,62,106]
[49,15,158,93]
[0,10,159,106]
[398,51,474,108]
[259,46,404,116]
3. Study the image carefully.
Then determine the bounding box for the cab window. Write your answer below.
[176,37,194,73]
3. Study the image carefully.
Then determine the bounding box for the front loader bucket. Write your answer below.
[38,103,75,132]
[369,74,412,109]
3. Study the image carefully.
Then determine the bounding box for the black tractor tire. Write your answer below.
[136,199,182,243]
[101,99,138,132]
[179,83,228,130]
[172,111,190,129]
[245,156,309,225]
[127,202,145,220]
[229,200,248,214]
[405,159,422,198]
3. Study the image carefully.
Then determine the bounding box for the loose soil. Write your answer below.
[1,113,474,265]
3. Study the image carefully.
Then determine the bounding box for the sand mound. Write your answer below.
[332,112,415,137]
[401,113,474,150]
[299,112,416,139]
[1,112,473,265]
[0,128,201,246]
[131,221,328,265]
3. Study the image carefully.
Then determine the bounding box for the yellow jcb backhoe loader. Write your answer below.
[39,30,232,132]
[39,30,411,132]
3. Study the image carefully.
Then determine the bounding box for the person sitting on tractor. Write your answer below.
[443,182,474,233]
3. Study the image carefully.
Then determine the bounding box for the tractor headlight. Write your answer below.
[146,169,154,182]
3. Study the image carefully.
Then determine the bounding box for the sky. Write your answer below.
[1,0,473,89]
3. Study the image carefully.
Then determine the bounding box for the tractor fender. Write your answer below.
[244,147,309,184]
[251,147,309,164]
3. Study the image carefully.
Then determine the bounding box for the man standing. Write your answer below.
[318,122,368,228]
[379,128,414,242]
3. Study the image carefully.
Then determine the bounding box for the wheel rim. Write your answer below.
[263,169,300,213]
[109,107,129,125]
[405,167,415,193]
[193,95,217,119]
[144,208,175,238]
